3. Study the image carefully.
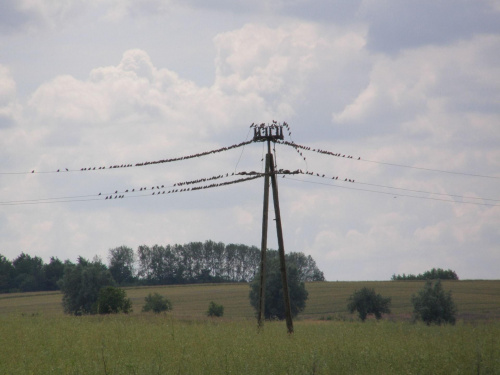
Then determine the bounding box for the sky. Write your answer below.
[1,0,499,281]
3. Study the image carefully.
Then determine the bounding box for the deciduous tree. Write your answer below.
[59,257,115,315]
[411,280,457,325]
[347,287,391,321]
[249,257,308,320]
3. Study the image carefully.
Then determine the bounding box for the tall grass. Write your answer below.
[0,313,499,374]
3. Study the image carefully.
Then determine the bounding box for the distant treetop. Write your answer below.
[391,268,458,281]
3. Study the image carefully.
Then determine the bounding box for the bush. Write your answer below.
[206,301,224,317]
[96,286,132,314]
[412,280,457,325]
[347,287,391,321]
[142,293,172,313]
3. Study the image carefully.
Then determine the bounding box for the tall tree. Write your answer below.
[0,255,14,292]
[42,257,65,290]
[108,246,135,285]
[12,253,45,292]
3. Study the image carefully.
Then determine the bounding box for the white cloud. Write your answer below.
[1,5,499,282]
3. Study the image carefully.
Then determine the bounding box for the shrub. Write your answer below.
[96,286,132,314]
[412,280,457,325]
[206,301,224,317]
[142,293,172,313]
[347,287,391,321]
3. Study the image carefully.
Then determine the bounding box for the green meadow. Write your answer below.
[1,281,499,374]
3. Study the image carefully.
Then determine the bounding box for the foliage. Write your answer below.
[392,268,458,281]
[59,257,115,315]
[206,301,224,317]
[43,257,65,290]
[0,255,14,292]
[347,287,392,321]
[1,241,325,293]
[108,246,136,285]
[411,280,457,325]
[0,253,65,293]
[96,286,132,314]
[142,293,172,313]
[249,257,308,320]
[12,253,45,292]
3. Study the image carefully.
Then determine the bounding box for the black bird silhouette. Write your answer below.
[57,169,60,172]
[115,190,118,194]
[65,168,68,171]
[31,170,34,173]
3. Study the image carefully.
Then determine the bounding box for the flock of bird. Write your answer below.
[279,140,361,160]
[102,174,262,199]
[27,122,360,202]
[69,140,253,173]
[101,166,355,200]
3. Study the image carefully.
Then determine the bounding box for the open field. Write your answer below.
[1,280,500,320]
[1,281,499,374]
[1,314,499,374]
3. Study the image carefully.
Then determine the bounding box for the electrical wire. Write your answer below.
[283,175,500,207]
[0,140,253,175]
[278,140,500,180]
[0,172,264,206]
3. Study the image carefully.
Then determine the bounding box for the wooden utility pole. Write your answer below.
[258,152,270,327]
[254,124,294,333]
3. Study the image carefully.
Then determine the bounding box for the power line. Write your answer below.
[284,169,499,202]
[0,173,263,206]
[278,140,500,180]
[0,140,253,175]
[284,175,500,207]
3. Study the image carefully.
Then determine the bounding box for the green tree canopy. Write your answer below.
[59,257,115,315]
[411,280,457,325]
[142,293,172,313]
[96,286,132,314]
[108,246,135,285]
[249,257,308,320]
[347,287,391,321]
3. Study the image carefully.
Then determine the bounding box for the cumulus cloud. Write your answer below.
[1,4,499,281]
[333,34,500,148]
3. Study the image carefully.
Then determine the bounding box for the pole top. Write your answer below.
[251,123,284,142]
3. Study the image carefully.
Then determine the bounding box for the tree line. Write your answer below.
[391,268,459,281]
[0,240,325,293]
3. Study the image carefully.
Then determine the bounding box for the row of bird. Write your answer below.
[103,175,261,199]
[101,168,355,200]
[279,140,360,160]
[75,140,253,173]
[299,170,355,182]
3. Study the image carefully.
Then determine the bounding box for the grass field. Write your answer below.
[1,280,500,320]
[1,281,499,374]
